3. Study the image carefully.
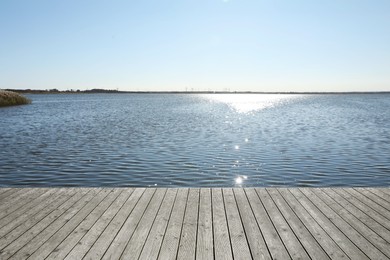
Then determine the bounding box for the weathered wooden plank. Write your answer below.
[245,188,290,260]
[45,189,123,259]
[301,188,387,260]
[195,188,214,260]
[100,188,156,259]
[0,188,48,220]
[267,189,329,260]
[257,188,310,260]
[158,188,188,260]
[26,188,112,259]
[0,188,67,237]
[334,188,390,231]
[331,188,390,241]
[139,189,177,260]
[354,188,390,216]
[80,188,145,260]
[0,188,11,196]
[365,188,390,203]
[211,188,233,260]
[289,188,368,259]
[177,188,199,260]
[235,188,270,260]
[0,188,35,211]
[377,188,390,196]
[0,188,94,260]
[0,188,22,203]
[319,188,390,258]
[223,188,252,260]
[0,189,73,249]
[16,188,110,260]
[63,188,134,259]
[278,188,348,260]
[344,188,390,221]
[119,188,167,259]
[0,187,388,260]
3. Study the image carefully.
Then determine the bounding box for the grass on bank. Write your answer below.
[0,90,31,107]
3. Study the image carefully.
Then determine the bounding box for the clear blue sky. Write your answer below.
[1,0,389,92]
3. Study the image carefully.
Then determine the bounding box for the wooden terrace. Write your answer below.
[0,187,389,259]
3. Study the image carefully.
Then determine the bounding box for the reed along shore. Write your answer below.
[0,90,31,107]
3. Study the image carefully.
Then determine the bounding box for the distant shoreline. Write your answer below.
[4,89,390,95]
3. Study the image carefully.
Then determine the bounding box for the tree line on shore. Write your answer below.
[4,88,120,94]
[3,88,390,95]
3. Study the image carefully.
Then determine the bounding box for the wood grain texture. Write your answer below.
[0,187,388,260]
[158,188,188,260]
[278,188,348,260]
[211,188,233,260]
[223,188,252,260]
[177,188,199,260]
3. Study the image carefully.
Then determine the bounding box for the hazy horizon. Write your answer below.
[1,0,389,92]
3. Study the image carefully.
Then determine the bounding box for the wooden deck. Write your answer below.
[0,188,389,259]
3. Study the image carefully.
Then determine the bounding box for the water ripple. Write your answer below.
[0,93,389,187]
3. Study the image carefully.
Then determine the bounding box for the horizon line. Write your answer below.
[4,88,390,95]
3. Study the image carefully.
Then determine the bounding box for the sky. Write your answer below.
[0,0,389,92]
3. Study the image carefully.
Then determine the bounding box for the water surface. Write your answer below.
[1,93,389,187]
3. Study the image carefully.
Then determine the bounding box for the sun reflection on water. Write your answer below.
[201,94,303,113]
[235,175,248,185]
